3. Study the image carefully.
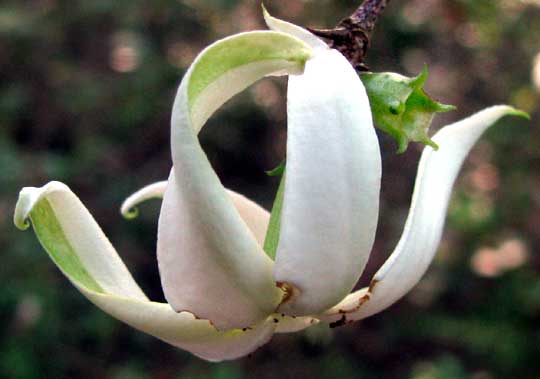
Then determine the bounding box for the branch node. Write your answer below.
[309,0,389,70]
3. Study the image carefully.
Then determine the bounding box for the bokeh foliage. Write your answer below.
[1,0,539,378]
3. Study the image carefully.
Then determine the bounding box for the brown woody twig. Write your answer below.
[308,0,390,71]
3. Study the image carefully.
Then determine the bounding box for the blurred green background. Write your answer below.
[1,0,539,378]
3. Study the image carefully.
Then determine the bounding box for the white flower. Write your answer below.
[14,12,525,361]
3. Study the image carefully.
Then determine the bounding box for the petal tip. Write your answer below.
[14,186,42,230]
[121,206,139,220]
[506,107,530,120]
[437,103,457,113]
[119,181,168,220]
[14,202,31,230]
[425,138,439,151]
[14,181,70,230]
[261,2,270,19]
[261,6,327,51]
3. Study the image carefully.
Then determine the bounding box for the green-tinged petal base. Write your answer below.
[14,181,278,361]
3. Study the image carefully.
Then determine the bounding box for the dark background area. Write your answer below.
[1,0,539,378]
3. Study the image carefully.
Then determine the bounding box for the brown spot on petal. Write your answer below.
[368,279,379,293]
[276,281,301,308]
[327,279,380,321]
[349,279,378,312]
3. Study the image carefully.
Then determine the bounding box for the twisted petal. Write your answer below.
[158,31,314,330]
[14,182,276,361]
[319,105,526,323]
[121,181,319,333]
[121,180,270,246]
[274,49,381,316]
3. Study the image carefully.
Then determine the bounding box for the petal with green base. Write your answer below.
[14,181,277,361]
[15,182,147,300]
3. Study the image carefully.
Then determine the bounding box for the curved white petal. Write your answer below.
[158,31,313,330]
[82,290,277,361]
[14,181,276,361]
[262,6,329,50]
[121,182,168,219]
[318,105,526,323]
[274,49,381,316]
[121,181,270,246]
[15,181,147,300]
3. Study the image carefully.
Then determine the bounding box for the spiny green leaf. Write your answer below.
[361,66,456,153]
